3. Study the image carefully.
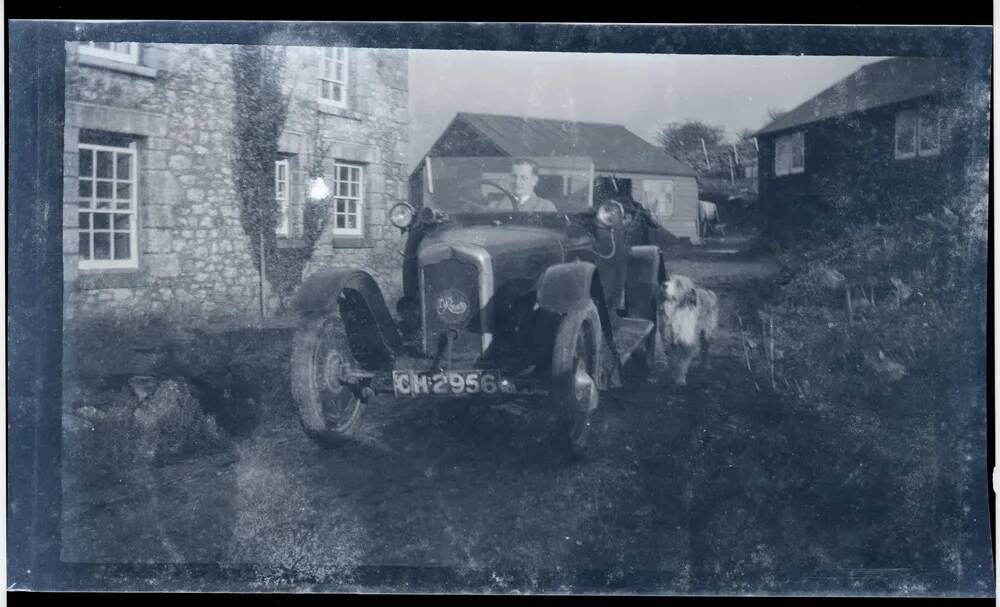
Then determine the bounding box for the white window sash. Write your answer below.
[78,141,139,270]
[330,163,364,237]
[894,110,918,160]
[774,137,790,176]
[917,106,941,156]
[79,42,140,64]
[275,159,291,237]
[318,47,350,109]
[789,132,805,174]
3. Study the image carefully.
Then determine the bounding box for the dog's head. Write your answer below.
[659,274,698,308]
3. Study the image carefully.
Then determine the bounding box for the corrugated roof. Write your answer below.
[449,112,697,176]
[756,57,961,136]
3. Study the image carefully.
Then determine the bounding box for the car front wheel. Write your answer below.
[550,301,602,453]
[291,314,366,447]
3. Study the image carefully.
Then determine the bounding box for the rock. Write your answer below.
[128,376,160,401]
[133,378,232,464]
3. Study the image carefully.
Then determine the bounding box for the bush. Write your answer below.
[734,198,987,585]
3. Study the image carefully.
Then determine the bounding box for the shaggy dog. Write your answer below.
[658,274,719,386]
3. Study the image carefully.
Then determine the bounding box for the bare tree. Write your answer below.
[765,106,787,124]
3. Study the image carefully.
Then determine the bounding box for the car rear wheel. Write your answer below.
[550,301,601,453]
[291,314,366,447]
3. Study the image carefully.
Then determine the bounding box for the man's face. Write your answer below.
[510,163,538,198]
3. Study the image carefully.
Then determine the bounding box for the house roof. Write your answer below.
[435,112,697,177]
[756,57,961,137]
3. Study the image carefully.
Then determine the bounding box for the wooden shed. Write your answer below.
[412,112,702,242]
[754,57,978,231]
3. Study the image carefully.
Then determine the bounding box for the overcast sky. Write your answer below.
[408,51,886,164]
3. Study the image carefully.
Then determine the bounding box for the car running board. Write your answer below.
[610,316,655,363]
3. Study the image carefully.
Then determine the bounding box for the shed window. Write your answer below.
[642,179,675,219]
[918,105,941,156]
[896,103,941,159]
[894,110,917,159]
[774,131,804,176]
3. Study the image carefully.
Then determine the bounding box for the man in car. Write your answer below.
[488,158,557,212]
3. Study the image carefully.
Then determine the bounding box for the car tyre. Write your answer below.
[550,301,602,455]
[291,314,366,448]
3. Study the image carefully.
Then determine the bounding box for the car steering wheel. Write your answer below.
[459,179,520,212]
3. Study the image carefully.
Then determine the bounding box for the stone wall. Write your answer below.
[63,43,410,328]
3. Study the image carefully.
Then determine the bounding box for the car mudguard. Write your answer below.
[625,246,666,322]
[536,262,618,366]
[293,268,402,356]
[536,261,602,315]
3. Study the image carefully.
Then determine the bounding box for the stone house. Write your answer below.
[63,42,410,327]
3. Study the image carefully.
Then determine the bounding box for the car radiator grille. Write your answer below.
[421,257,483,362]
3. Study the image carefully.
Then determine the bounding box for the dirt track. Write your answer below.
[60,255,993,595]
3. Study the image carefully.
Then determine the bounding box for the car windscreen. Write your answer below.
[419,156,595,214]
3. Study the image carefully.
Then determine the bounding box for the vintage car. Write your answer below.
[290,156,668,453]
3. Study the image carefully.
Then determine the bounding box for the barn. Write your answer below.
[411,112,702,242]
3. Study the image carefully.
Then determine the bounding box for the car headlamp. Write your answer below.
[389,203,416,229]
[595,201,625,228]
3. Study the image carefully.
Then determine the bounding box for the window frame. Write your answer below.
[77,140,140,270]
[318,47,350,109]
[78,42,140,65]
[330,162,365,237]
[894,109,918,160]
[896,103,943,160]
[275,158,291,237]
[641,178,676,219]
[917,105,942,157]
[774,131,804,177]
[789,131,805,174]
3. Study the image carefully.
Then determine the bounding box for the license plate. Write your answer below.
[393,369,503,397]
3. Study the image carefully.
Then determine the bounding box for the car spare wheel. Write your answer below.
[550,301,602,453]
[291,313,366,447]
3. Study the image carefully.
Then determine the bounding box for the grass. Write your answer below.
[724,209,991,593]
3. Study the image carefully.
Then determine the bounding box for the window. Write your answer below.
[79,42,139,64]
[331,163,364,237]
[275,159,291,237]
[642,179,675,219]
[78,141,138,269]
[894,110,917,159]
[896,103,941,159]
[319,47,349,108]
[918,105,941,156]
[774,131,805,176]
